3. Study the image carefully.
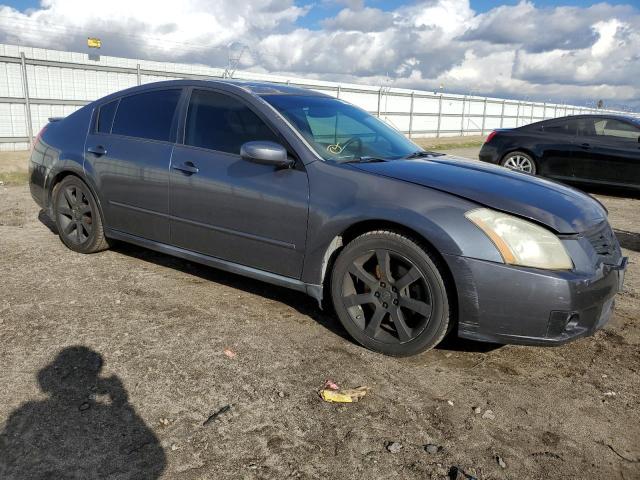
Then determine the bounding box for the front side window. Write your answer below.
[594,119,640,141]
[184,89,280,154]
[111,89,181,142]
[96,99,118,134]
[262,94,419,161]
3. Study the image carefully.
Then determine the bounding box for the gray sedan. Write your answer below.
[28,80,627,356]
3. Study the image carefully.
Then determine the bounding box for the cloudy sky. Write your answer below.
[0,0,638,110]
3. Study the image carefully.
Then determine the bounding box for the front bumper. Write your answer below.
[445,253,627,346]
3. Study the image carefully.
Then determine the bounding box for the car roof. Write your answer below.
[93,79,329,105]
[539,113,638,124]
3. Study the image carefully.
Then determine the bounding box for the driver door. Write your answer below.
[168,88,310,279]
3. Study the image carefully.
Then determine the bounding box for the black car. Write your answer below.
[29,80,627,356]
[479,114,640,190]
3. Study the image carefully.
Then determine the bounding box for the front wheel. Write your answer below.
[52,176,110,253]
[330,231,451,356]
[501,151,536,174]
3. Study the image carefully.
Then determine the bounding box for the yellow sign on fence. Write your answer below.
[87,38,101,49]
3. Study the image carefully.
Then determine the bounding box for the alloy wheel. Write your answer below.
[340,249,432,344]
[57,184,93,245]
[503,154,534,173]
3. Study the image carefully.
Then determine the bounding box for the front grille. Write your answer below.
[584,222,620,264]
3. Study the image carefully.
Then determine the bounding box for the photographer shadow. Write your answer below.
[0,346,166,479]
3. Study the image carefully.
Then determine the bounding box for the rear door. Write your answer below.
[85,88,183,243]
[574,118,640,187]
[537,119,580,180]
[168,88,309,279]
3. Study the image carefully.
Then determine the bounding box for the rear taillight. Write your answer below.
[484,131,498,144]
[30,124,48,152]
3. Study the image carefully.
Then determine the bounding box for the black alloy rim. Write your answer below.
[341,249,433,344]
[57,184,93,244]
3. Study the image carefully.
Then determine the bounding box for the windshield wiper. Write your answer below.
[404,150,445,159]
[336,156,388,164]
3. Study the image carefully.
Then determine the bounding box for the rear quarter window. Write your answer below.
[111,89,181,142]
[96,99,118,134]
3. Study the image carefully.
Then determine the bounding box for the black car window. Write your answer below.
[543,119,579,136]
[593,119,640,141]
[111,89,181,142]
[184,89,280,154]
[573,118,597,137]
[96,100,118,134]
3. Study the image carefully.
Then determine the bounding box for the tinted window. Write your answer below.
[112,89,181,142]
[185,90,279,153]
[544,119,579,136]
[594,119,640,140]
[96,100,118,134]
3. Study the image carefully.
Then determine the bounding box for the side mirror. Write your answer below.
[240,141,294,168]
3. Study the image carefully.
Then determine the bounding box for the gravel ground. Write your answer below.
[0,149,639,479]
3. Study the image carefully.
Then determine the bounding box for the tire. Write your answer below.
[330,231,451,356]
[52,176,110,254]
[501,151,536,174]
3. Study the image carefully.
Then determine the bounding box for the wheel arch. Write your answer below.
[317,219,459,328]
[48,169,106,228]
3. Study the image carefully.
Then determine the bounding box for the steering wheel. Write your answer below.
[327,136,363,156]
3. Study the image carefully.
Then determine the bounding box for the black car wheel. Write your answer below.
[330,231,451,356]
[501,151,536,174]
[53,176,110,253]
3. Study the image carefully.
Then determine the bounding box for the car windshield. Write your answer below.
[262,94,420,161]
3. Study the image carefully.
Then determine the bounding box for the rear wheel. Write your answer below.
[501,151,536,174]
[330,231,450,356]
[53,176,109,253]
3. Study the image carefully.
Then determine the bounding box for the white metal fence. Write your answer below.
[0,42,632,151]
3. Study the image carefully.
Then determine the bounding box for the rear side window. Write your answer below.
[96,100,118,134]
[543,119,579,136]
[184,89,279,154]
[112,89,181,142]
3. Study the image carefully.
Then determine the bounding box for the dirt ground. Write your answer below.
[0,148,639,479]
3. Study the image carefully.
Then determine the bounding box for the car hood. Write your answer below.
[350,155,606,234]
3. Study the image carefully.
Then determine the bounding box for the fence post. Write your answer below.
[481,97,487,136]
[530,102,534,123]
[136,63,141,85]
[20,52,34,147]
[336,85,341,99]
[408,91,414,138]
[377,88,382,118]
[515,101,520,127]
[436,94,443,138]
[460,95,466,136]
[499,100,505,128]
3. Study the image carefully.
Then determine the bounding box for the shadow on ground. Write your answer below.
[614,229,640,253]
[0,346,166,479]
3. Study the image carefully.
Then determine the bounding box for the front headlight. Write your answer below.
[465,208,573,270]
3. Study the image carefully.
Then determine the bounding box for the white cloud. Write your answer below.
[0,0,638,110]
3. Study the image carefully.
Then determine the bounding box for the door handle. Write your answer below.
[173,161,199,175]
[580,143,591,150]
[87,145,107,156]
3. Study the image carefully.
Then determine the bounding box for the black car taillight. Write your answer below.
[30,124,48,153]
[484,131,497,144]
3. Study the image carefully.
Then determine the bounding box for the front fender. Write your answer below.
[301,161,503,286]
